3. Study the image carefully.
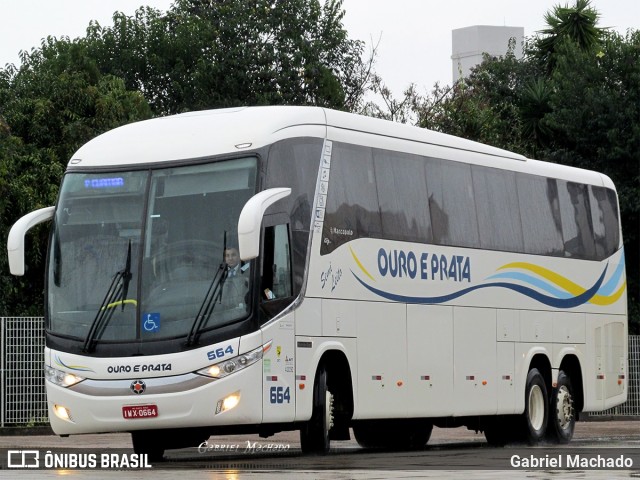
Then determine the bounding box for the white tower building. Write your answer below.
[451,25,524,82]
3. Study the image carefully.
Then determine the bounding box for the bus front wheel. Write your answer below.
[131,431,165,462]
[547,370,575,443]
[521,368,548,445]
[300,366,333,454]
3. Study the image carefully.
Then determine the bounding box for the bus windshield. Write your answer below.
[47,157,258,348]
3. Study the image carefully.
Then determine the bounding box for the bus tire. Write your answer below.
[353,420,432,450]
[300,366,333,454]
[521,368,548,445]
[547,370,575,443]
[484,416,511,447]
[403,421,433,449]
[131,431,165,462]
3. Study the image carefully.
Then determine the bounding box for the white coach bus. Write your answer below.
[8,106,627,457]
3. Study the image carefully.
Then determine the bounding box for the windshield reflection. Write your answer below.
[48,158,257,347]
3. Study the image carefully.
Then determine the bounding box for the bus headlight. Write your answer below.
[45,365,85,388]
[197,341,272,379]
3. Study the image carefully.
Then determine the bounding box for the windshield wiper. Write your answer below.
[82,241,132,353]
[185,234,230,348]
[184,262,228,348]
[121,241,132,310]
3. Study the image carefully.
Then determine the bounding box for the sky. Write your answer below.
[0,0,638,97]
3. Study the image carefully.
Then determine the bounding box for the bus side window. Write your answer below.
[260,224,293,319]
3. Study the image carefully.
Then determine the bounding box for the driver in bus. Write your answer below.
[223,246,249,309]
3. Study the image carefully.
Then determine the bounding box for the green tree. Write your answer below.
[83,0,370,115]
[413,39,543,156]
[535,0,605,72]
[0,39,152,315]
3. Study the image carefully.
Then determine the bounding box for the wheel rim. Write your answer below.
[528,384,545,431]
[556,385,574,430]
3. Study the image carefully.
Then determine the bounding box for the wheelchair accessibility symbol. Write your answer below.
[142,313,160,333]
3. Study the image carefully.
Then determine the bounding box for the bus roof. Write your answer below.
[69,106,521,167]
[68,106,611,189]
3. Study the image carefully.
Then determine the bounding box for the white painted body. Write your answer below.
[28,106,625,435]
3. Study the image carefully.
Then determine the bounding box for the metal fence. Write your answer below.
[591,334,640,417]
[1,317,47,427]
[1,317,638,427]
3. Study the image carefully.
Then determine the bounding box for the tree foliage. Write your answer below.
[83,0,370,115]
[535,0,604,72]
[0,0,373,315]
[0,37,153,315]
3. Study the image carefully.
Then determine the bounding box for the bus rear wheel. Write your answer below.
[547,370,575,443]
[300,366,333,454]
[520,368,548,445]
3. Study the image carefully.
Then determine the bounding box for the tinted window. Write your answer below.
[373,150,433,243]
[557,181,596,259]
[589,186,620,258]
[266,138,323,293]
[319,142,617,262]
[517,175,564,256]
[322,143,381,254]
[266,138,323,231]
[473,166,524,252]
[426,158,479,248]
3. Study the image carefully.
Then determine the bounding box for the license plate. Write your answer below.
[122,404,158,419]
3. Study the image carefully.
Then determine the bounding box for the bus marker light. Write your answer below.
[397,381,403,387]
[420,375,430,381]
[482,380,487,386]
[299,384,305,390]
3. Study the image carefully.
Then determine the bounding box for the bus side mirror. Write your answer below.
[7,206,55,276]
[238,188,291,261]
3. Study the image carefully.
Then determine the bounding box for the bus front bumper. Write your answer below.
[46,365,263,436]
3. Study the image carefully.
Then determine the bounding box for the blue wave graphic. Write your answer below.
[596,259,625,296]
[351,265,608,309]
[486,271,573,299]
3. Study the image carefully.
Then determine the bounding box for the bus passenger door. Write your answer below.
[260,223,296,423]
